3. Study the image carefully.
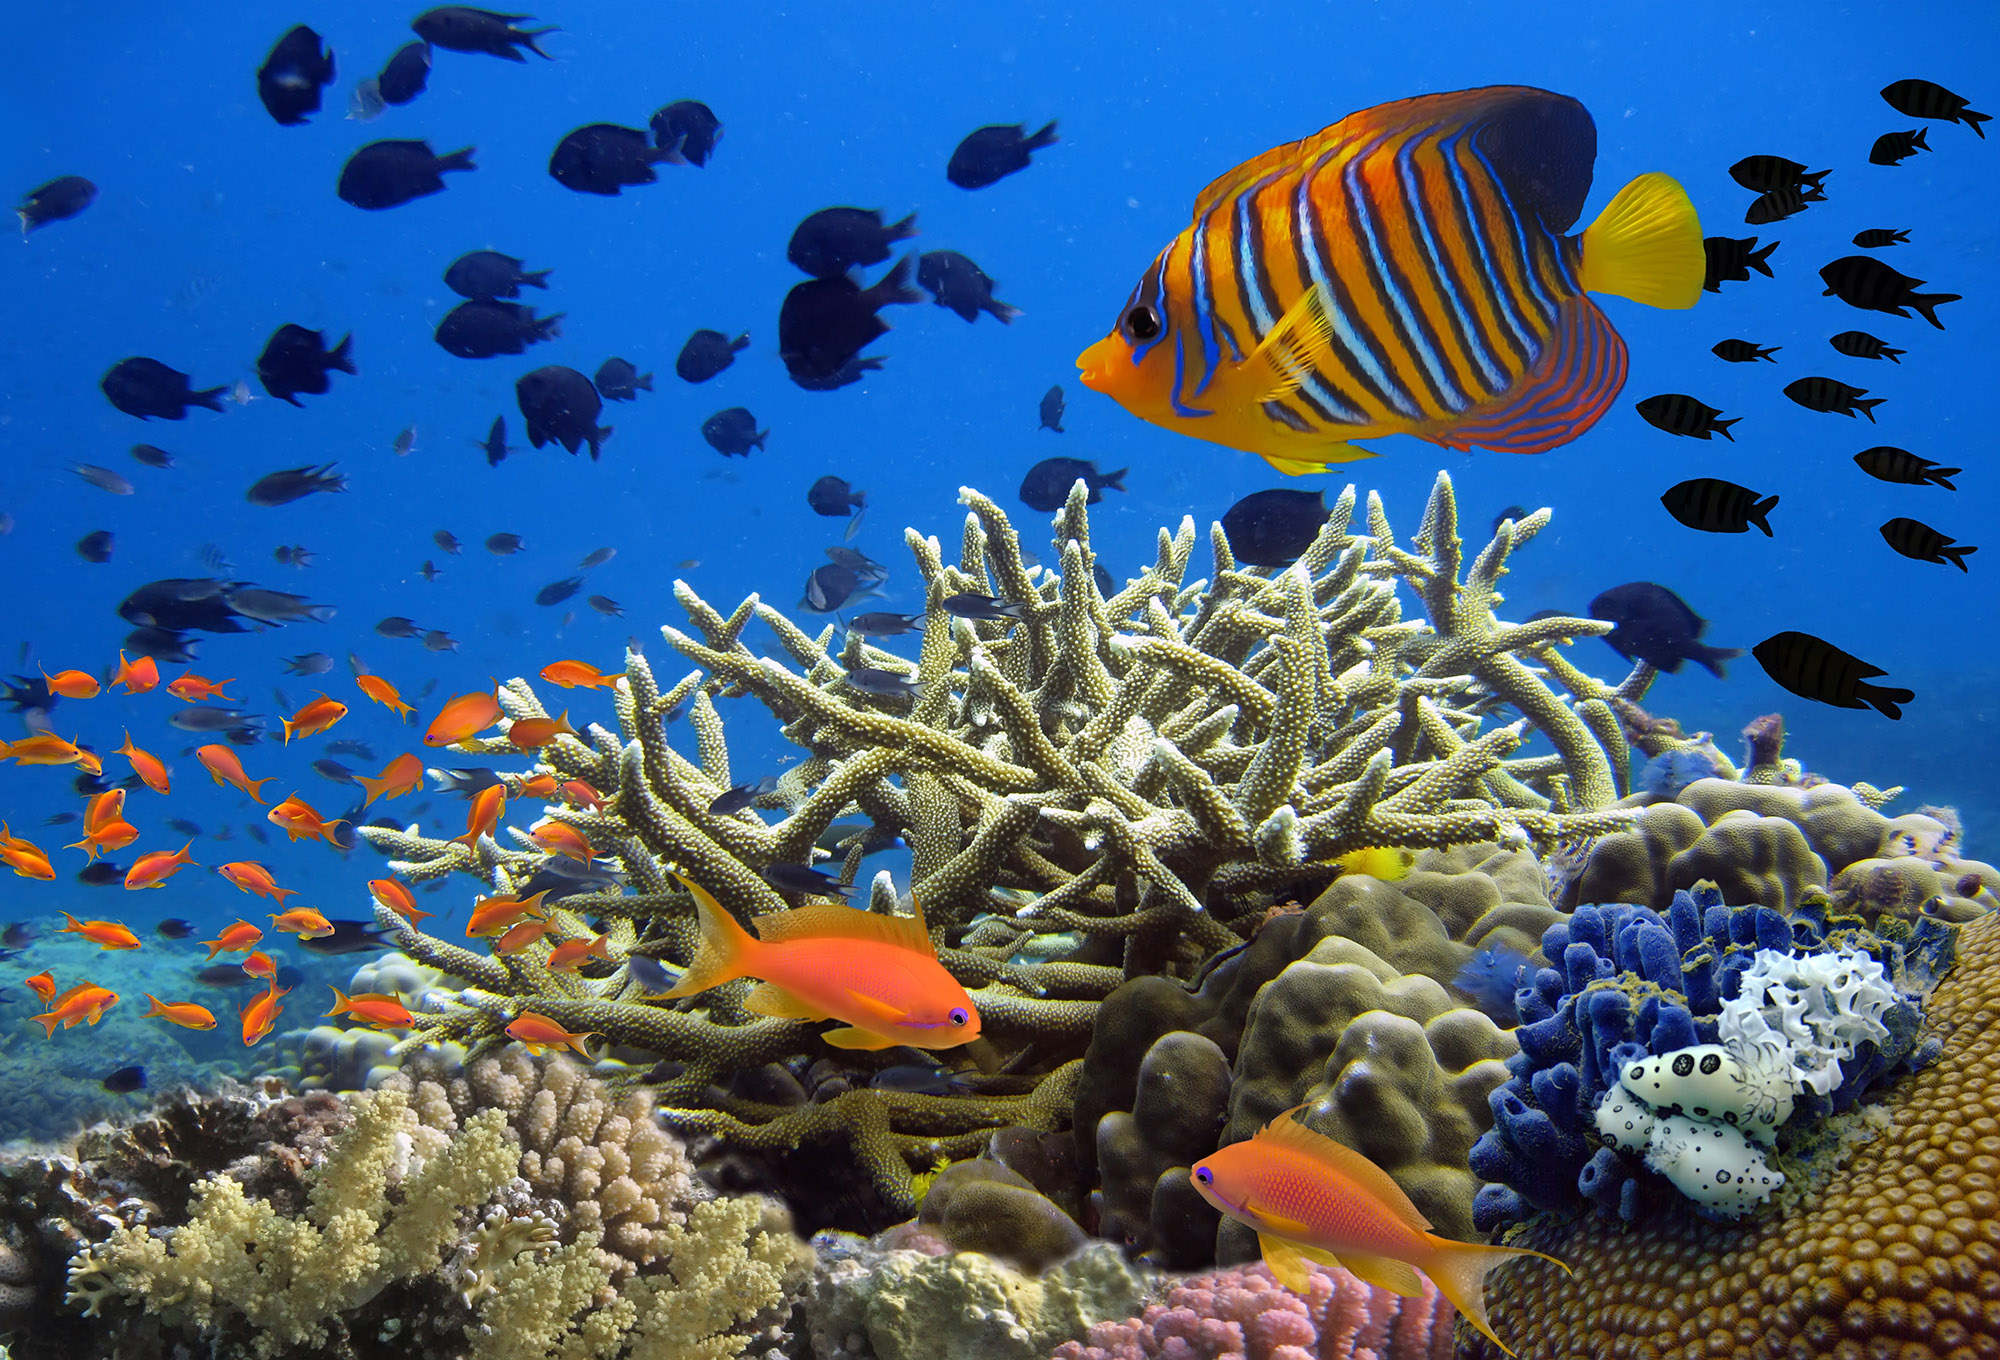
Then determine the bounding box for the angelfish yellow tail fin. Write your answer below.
[1579,171,1704,310]
[1417,1233,1570,1359]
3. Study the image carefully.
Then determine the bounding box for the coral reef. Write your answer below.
[1464,909,2000,1360]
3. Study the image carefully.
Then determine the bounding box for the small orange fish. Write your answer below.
[506,712,579,750]
[546,933,614,972]
[451,784,507,848]
[423,690,502,747]
[67,818,140,862]
[560,779,606,812]
[539,660,625,689]
[269,907,335,939]
[197,744,277,804]
[125,841,198,890]
[115,730,171,795]
[0,732,92,768]
[466,889,551,937]
[39,665,101,699]
[242,951,278,980]
[59,911,141,949]
[241,983,290,1046]
[203,919,264,959]
[324,987,415,1027]
[24,971,57,1006]
[282,692,348,744]
[32,984,118,1036]
[1191,1105,1570,1357]
[143,994,217,1030]
[518,772,559,799]
[83,788,127,832]
[661,874,982,1051]
[268,794,347,844]
[494,917,553,953]
[505,1011,597,1057]
[112,651,160,695]
[355,673,415,721]
[0,824,56,880]
[367,876,436,926]
[217,860,300,904]
[166,673,238,703]
[354,751,425,806]
[528,820,593,862]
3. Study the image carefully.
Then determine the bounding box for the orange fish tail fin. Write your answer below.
[244,774,276,805]
[325,987,353,1017]
[31,1010,62,1039]
[658,874,759,998]
[1416,1233,1569,1359]
[143,993,168,1018]
[1579,171,1704,310]
[353,774,394,806]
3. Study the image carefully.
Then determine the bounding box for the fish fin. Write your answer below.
[1417,1232,1570,1359]
[819,1024,901,1051]
[1254,1106,1433,1231]
[658,875,758,997]
[1579,171,1705,309]
[1241,285,1338,405]
[748,903,933,954]
[841,988,911,1025]
[1256,1234,1315,1294]
[1334,1250,1426,1298]
[1256,444,1377,476]
[741,982,829,1021]
[1242,1200,1312,1238]
[1438,295,1627,456]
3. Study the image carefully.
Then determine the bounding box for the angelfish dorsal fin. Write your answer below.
[1255,1105,1432,1231]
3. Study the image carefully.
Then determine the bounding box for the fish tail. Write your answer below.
[143,993,168,1019]
[1929,467,1961,490]
[325,987,353,1017]
[1914,127,1930,151]
[521,268,553,290]
[328,334,357,374]
[869,254,924,308]
[190,385,229,414]
[1749,494,1779,537]
[1714,416,1740,442]
[1882,346,1906,364]
[353,774,395,806]
[1692,643,1745,679]
[1100,467,1129,494]
[521,27,558,59]
[1802,168,1832,190]
[1417,1232,1570,1359]
[438,146,477,173]
[987,298,1024,325]
[1024,120,1059,152]
[1943,544,1978,573]
[1910,291,1960,329]
[1855,397,1885,422]
[658,875,759,998]
[242,774,275,805]
[886,211,919,243]
[1859,682,1916,721]
[635,372,654,391]
[539,312,566,341]
[1965,107,1991,138]
[31,1010,60,1039]
[1578,171,1705,310]
[1747,239,1779,277]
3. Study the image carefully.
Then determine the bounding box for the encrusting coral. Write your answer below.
[351,474,1650,1222]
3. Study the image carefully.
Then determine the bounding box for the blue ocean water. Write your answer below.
[1,3,1993,1072]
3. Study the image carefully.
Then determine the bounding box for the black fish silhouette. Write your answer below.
[1752,631,1912,719]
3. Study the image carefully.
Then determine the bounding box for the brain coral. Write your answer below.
[1464,909,2000,1359]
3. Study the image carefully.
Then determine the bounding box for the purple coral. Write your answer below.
[1050,1261,1454,1360]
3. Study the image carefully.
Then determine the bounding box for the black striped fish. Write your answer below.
[1880,517,1976,571]
[1076,86,1704,475]
[1752,632,1913,720]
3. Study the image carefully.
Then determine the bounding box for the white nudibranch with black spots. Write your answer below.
[1642,1114,1785,1217]
[1616,1043,1794,1147]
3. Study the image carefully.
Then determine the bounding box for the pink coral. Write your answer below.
[1051,1261,1455,1360]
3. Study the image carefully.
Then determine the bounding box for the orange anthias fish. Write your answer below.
[505,1011,597,1057]
[67,817,140,862]
[0,825,56,880]
[1191,1105,1570,1357]
[197,744,277,804]
[115,731,171,795]
[203,919,263,959]
[125,842,198,889]
[60,911,141,949]
[1076,87,1703,476]
[467,890,550,937]
[0,732,93,769]
[546,933,613,972]
[268,794,347,844]
[355,673,415,721]
[282,692,348,744]
[354,752,425,806]
[166,673,238,702]
[32,983,119,1036]
[242,951,278,980]
[143,994,217,1029]
[452,784,507,848]
[528,820,593,863]
[560,779,606,812]
[494,917,553,954]
[325,987,415,1028]
[661,875,982,1051]
[24,972,56,1006]
[269,907,335,939]
[518,772,559,800]
[506,712,579,750]
[241,983,290,1045]
[40,665,101,699]
[368,877,436,926]
[539,660,624,689]
[217,860,300,904]
[83,788,126,831]
[424,690,502,747]
[112,650,160,695]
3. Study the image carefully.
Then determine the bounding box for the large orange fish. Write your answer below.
[197,744,277,804]
[115,731,171,795]
[451,784,506,847]
[112,651,159,695]
[32,983,118,1036]
[241,983,290,1045]
[354,752,424,805]
[83,788,126,831]
[0,825,56,880]
[423,690,501,747]
[505,712,578,750]
[466,889,550,937]
[324,987,414,1027]
[355,673,415,721]
[217,860,300,904]
[143,994,217,1029]
[368,876,436,925]
[1077,87,1703,476]
[67,817,139,862]
[166,673,237,702]
[538,660,624,689]
[505,1011,597,1057]
[661,875,981,1050]
[282,692,348,744]
[269,907,335,939]
[125,842,198,889]
[268,794,347,843]
[39,665,101,699]
[528,820,593,862]
[1191,1105,1569,1356]
[203,919,264,959]
[60,911,141,949]
[0,732,93,769]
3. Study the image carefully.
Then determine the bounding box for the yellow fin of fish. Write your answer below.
[1578,171,1704,310]
[1337,1250,1426,1298]
[1244,1200,1312,1239]
[1257,1232,1314,1293]
[750,901,934,953]
[820,1025,902,1050]
[1243,283,1340,404]
[841,988,911,1025]
[742,982,829,1021]
[1256,1106,1434,1231]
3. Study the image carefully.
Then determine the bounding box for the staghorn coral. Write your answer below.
[349,476,1641,1227]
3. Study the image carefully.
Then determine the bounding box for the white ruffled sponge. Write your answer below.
[1718,947,1895,1096]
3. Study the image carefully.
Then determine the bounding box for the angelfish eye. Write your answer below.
[1122,305,1161,341]
[1193,1166,1212,1185]
[948,1007,969,1026]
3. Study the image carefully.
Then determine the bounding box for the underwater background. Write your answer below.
[3,3,1999,1358]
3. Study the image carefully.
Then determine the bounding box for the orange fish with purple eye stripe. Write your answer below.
[125,841,197,889]
[269,907,334,939]
[452,784,507,848]
[143,994,217,1029]
[518,772,558,800]
[112,651,159,695]
[1076,87,1704,477]
[1191,1105,1569,1357]
[546,933,613,972]
[241,983,289,1045]
[217,860,300,904]
[505,1011,597,1057]
[39,665,100,699]
[282,692,348,744]
[0,732,93,769]
[32,983,118,1036]
[0,824,56,880]
[268,794,347,843]
[67,817,140,861]
[506,712,578,750]
[203,919,264,959]
[242,951,278,980]
[355,673,415,721]
[538,660,624,689]
[354,752,425,806]
[528,820,593,862]
[197,744,277,804]
[467,890,550,937]
[83,788,126,831]
[424,690,502,747]
[494,917,553,954]
[24,972,56,1006]
[166,673,237,702]
[368,877,436,926]
[325,987,414,1027]
[115,731,170,794]
[60,911,140,949]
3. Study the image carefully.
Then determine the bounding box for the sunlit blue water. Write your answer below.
[2,4,1994,1090]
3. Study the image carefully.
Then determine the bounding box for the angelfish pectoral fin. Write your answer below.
[1243,284,1339,404]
